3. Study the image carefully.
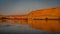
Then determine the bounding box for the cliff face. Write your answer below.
[28,8,60,19]
[0,8,60,19]
[28,8,60,32]
[0,8,60,32]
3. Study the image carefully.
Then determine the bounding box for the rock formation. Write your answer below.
[28,8,60,32]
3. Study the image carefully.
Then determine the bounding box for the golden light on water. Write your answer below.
[0,8,60,32]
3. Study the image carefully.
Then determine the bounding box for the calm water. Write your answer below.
[0,19,60,34]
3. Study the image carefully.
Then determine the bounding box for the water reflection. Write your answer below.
[0,19,60,34]
[0,19,28,24]
[0,19,28,28]
[28,19,60,32]
[0,19,48,34]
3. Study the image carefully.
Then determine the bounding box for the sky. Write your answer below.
[0,0,60,15]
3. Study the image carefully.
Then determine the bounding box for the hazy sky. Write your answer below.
[0,0,60,15]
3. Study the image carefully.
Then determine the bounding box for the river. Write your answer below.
[0,19,60,34]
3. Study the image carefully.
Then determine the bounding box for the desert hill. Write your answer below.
[28,8,60,19]
[28,8,60,32]
[0,8,60,32]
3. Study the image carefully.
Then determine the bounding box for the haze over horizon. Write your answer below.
[0,0,60,15]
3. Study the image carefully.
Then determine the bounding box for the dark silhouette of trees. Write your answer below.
[0,17,8,22]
